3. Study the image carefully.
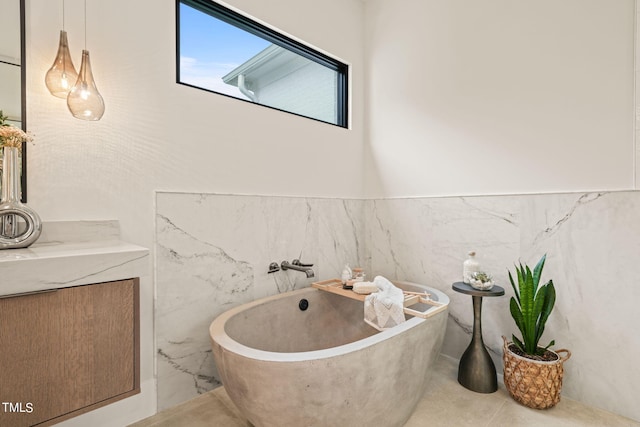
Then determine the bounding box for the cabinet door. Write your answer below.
[0,279,140,427]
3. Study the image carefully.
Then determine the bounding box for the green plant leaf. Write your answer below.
[532,253,546,294]
[515,263,525,296]
[507,255,556,356]
[512,335,525,353]
[532,284,547,340]
[510,296,524,335]
[508,270,520,304]
[535,280,556,345]
[520,265,536,353]
[542,340,555,353]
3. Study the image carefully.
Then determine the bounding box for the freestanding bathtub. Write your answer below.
[209,281,449,427]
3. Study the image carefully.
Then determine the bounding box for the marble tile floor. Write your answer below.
[131,355,640,427]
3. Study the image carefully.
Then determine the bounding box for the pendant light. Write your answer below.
[67,0,105,121]
[45,0,78,98]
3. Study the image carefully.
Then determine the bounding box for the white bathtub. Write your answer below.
[209,281,449,427]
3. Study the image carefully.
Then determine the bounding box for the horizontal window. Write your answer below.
[176,0,348,128]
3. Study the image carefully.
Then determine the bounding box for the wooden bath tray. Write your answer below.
[311,279,448,319]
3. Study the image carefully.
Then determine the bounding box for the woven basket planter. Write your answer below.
[502,336,571,409]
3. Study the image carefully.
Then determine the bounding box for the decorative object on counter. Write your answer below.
[45,0,78,98]
[452,281,505,393]
[343,267,365,289]
[462,251,480,283]
[0,118,41,248]
[503,254,571,409]
[469,271,494,290]
[66,0,105,120]
[353,267,365,281]
[341,264,352,289]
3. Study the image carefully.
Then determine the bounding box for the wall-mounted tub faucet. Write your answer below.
[281,260,315,278]
[268,262,280,274]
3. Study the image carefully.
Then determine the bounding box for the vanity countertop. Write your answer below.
[0,221,149,296]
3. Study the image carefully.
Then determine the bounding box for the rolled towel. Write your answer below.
[364,276,406,331]
[353,281,378,295]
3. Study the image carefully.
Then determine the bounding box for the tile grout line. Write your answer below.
[485,399,508,426]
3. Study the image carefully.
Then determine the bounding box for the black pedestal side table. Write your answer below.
[452,281,505,393]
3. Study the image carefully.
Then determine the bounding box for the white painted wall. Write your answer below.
[364,0,636,198]
[24,0,364,425]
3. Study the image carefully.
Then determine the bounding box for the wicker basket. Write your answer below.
[502,336,571,409]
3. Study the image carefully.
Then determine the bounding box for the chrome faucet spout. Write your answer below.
[281,260,315,278]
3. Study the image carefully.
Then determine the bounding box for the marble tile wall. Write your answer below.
[368,191,640,422]
[155,193,367,410]
[155,190,640,422]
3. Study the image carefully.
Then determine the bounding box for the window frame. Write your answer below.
[176,0,349,128]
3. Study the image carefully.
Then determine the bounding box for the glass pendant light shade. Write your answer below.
[67,50,105,121]
[45,30,79,98]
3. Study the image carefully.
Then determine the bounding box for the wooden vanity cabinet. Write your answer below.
[0,279,140,427]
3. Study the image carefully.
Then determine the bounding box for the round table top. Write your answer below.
[452,281,505,297]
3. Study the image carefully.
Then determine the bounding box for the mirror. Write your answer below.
[0,0,27,202]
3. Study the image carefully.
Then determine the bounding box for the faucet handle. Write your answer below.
[292,259,313,267]
[268,262,280,274]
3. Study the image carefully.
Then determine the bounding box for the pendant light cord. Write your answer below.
[62,0,66,73]
[84,0,87,50]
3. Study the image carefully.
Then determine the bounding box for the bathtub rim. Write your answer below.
[209,281,449,363]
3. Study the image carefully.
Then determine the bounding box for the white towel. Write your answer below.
[364,276,406,331]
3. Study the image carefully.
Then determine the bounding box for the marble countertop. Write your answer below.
[0,221,149,296]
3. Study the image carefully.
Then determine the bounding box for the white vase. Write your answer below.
[0,146,42,248]
[462,251,480,283]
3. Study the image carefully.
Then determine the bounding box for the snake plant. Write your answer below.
[508,254,556,356]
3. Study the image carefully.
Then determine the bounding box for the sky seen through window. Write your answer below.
[179,3,270,98]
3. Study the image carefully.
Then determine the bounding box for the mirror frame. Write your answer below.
[20,0,27,202]
[0,0,27,202]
